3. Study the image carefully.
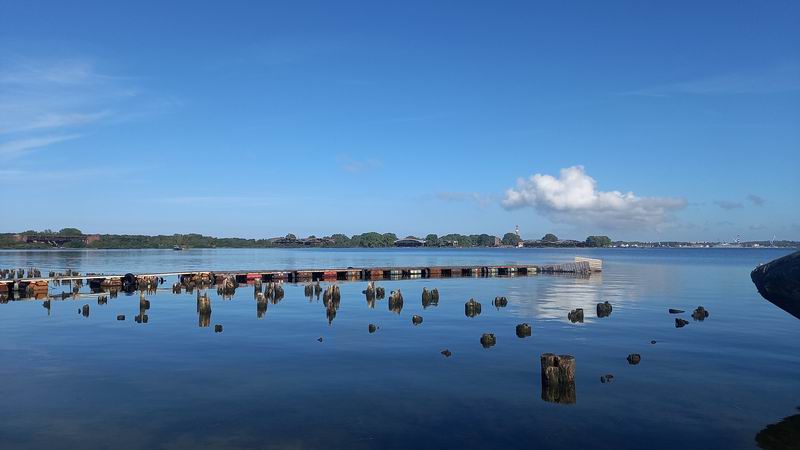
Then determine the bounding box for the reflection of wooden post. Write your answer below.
[197,293,211,327]
[540,353,576,404]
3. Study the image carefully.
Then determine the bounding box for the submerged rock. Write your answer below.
[600,374,615,384]
[751,250,800,319]
[441,349,452,357]
[627,353,641,365]
[650,340,657,344]
[480,333,496,349]
[568,308,584,323]
[214,324,223,333]
[668,308,685,314]
[317,337,323,342]
[515,323,532,338]
[675,318,689,328]
[692,306,709,321]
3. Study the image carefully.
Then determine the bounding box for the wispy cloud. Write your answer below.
[0,134,80,159]
[713,200,744,210]
[436,192,495,208]
[337,155,382,173]
[153,196,286,207]
[502,166,686,230]
[747,194,766,206]
[622,64,800,97]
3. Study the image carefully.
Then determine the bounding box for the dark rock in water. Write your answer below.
[441,349,452,357]
[600,374,615,383]
[692,306,709,321]
[596,301,613,318]
[465,299,482,318]
[627,353,641,365]
[668,308,685,314]
[116,315,125,321]
[755,411,800,450]
[480,333,496,349]
[214,324,223,333]
[751,250,800,319]
[675,318,689,328]
[516,323,532,338]
[568,308,584,323]
[412,315,423,325]
[493,296,508,308]
[368,323,377,333]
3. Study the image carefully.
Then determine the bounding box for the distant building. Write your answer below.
[394,237,425,247]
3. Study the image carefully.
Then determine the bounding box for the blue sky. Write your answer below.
[1,0,798,241]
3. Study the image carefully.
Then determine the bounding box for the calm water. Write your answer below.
[0,248,798,449]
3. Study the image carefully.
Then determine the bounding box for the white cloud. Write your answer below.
[336,154,382,173]
[501,166,686,229]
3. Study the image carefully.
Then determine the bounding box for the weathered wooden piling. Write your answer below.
[568,308,584,323]
[540,353,576,404]
[412,314,423,325]
[388,289,403,314]
[465,298,482,318]
[627,353,641,365]
[480,333,496,348]
[493,296,508,308]
[516,323,532,338]
[597,301,612,318]
[197,292,212,327]
[691,306,709,321]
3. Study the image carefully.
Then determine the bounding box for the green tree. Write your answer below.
[425,234,439,247]
[542,233,559,243]
[585,235,612,247]
[285,233,297,240]
[502,232,521,246]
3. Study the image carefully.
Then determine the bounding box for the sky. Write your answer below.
[1,0,798,241]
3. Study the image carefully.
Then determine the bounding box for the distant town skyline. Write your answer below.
[1,1,798,241]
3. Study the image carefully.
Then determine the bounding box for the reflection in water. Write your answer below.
[755,409,800,450]
[540,353,576,404]
[197,292,211,327]
[256,297,267,319]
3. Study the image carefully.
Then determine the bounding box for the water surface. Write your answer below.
[0,248,797,449]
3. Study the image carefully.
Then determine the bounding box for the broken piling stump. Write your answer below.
[493,296,508,308]
[412,315,423,325]
[596,301,612,318]
[516,323,532,338]
[675,318,689,328]
[568,308,584,323]
[465,298,482,318]
[627,353,641,365]
[480,333,496,349]
[692,306,709,321]
[540,353,576,404]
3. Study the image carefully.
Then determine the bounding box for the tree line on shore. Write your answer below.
[0,228,615,249]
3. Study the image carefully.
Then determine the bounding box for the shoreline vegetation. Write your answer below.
[0,229,796,250]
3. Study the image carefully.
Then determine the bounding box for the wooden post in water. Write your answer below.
[540,353,576,404]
